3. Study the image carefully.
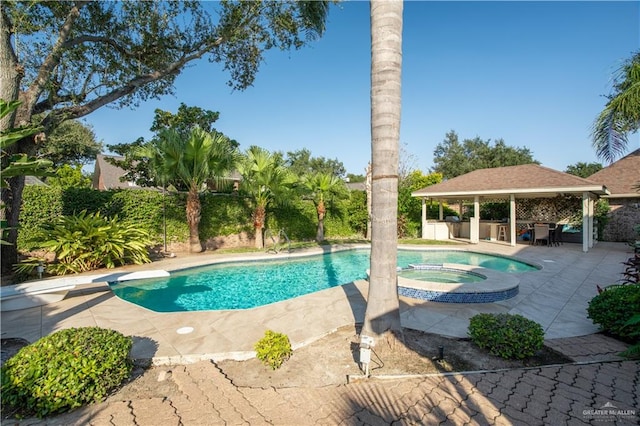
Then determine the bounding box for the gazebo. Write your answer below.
[411,164,610,252]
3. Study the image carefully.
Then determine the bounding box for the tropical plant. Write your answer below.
[361,0,404,346]
[238,146,296,249]
[1,99,53,246]
[619,314,640,359]
[0,100,52,190]
[1,327,132,418]
[25,211,152,275]
[592,50,640,163]
[300,172,347,242]
[0,0,331,273]
[139,127,238,253]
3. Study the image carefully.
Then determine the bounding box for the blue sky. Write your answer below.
[86,1,640,177]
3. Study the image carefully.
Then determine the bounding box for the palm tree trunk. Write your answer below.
[186,189,203,253]
[362,0,404,344]
[316,200,326,242]
[254,204,266,249]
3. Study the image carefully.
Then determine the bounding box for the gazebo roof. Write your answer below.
[587,148,640,198]
[412,164,609,200]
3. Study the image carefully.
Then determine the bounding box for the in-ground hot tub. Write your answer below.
[397,263,519,303]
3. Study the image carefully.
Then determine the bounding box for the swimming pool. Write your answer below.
[109,249,538,312]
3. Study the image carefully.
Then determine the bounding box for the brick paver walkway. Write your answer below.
[12,335,638,426]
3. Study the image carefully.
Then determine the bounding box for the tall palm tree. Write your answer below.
[592,51,640,163]
[238,146,294,249]
[143,126,238,253]
[301,172,346,242]
[361,0,404,345]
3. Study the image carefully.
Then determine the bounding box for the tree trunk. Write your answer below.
[186,189,203,253]
[365,162,372,239]
[362,0,404,344]
[254,204,266,249]
[316,200,326,242]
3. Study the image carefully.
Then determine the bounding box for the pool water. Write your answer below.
[109,249,537,312]
[398,268,485,284]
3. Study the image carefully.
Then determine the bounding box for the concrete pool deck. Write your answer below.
[0,241,633,365]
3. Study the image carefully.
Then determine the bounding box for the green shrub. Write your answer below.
[27,210,153,275]
[587,284,640,340]
[254,330,292,369]
[468,313,545,359]
[1,327,132,418]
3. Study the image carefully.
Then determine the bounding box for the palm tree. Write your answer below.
[143,126,238,253]
[301,172,346,242]
[592,51,640,163]
[361,0,404,345]
[238,146,295,249]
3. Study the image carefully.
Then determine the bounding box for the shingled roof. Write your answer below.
[587,148,640,198]
[92,154,141,190]
[412,164,609,200]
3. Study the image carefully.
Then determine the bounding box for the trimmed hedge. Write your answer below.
[19,186,367,251]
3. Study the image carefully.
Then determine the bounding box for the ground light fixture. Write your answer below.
[359,335,374,377]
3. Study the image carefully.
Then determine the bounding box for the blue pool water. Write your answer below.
[109,249,538,312]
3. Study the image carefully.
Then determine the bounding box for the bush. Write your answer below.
[587,284,640,340]
[27,210,153,275]
[468,313,544,359]
[1,327,132,418]
[254,330,292,369]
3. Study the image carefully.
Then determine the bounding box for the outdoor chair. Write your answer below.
[552,224,564,246]
[533,224,550,246]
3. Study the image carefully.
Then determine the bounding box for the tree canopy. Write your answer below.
[431,130,538,179]
[40,119,102,167]
[0,0,331,271]
[564,162,603,179]
[283,148,346,179]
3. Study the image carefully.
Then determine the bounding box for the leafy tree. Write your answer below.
[0,0,331,271]
[46,164,92,189]
[300,172,347,242]
[565,162,603,178]
[398,170,443,237]
[108,104,233,189]
[347,173,365,183]
[592,50,640,163]
[362,0,404,346]
[238,146,295,249]
[139,127,238,253]
[39,119,102,167]
[284,148,346,179]
[432,131,538,179]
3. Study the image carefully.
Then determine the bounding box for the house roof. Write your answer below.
[411,164,609,200]
[92,154,141,190]
[587,148,640,198]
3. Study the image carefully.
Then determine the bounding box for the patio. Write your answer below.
[0,241,631,365]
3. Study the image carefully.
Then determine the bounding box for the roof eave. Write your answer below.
[412,186,610,198]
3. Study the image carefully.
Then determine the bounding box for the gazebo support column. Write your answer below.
[582,192,595,252]
[509,194,516,247]
[421,198,427,239]
[471,196,480,243]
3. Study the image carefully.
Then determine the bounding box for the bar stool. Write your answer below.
[497,225,507,241]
